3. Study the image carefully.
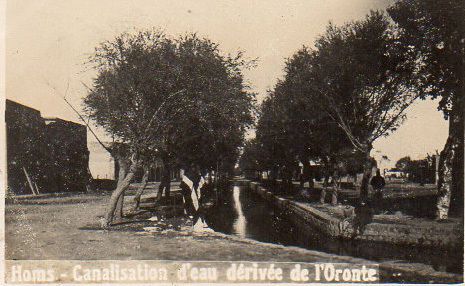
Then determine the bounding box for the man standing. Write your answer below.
[370,168,386,210]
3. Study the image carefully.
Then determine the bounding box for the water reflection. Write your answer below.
[232,186,247,237]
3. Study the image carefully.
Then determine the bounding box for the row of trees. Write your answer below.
[83,31,255,226]
[240,0,463,219]
[395,155,437,184]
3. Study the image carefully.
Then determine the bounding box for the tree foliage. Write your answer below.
[286,11,419,155]
[388,0,464,115]
[395,156,412,172]
[84,30,255,169]
[253,80,349,175]
[246,11,420,202]
[238,138,264,177]
[388,0,464,218]
[84,30,255,225]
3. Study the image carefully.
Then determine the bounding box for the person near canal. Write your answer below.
[370,168,386,210]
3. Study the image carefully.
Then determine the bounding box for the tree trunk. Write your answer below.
[331,172,339,205]
[113,157,127,220]
[85,166,95,192]
[436,99,463,219]
[157,159,171,201]
[133,165,150,211]
[104,155,138,227]
[320,174,329,203]
[157,181,163,201]
[163,166,171,198]
[359,149,374,204]
[436,138,453,219]
[300,160,313,189]
[331,187,338,205]
[115,194,124,219]
[270,167,278,185]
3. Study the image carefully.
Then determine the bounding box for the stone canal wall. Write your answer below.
[246,181,463,249]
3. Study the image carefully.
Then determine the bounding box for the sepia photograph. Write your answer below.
[2,0,464,284]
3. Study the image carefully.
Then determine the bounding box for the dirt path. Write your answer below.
[5,192,357,261]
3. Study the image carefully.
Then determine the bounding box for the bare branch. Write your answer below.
[143,88,187,136]
[64,81,70,100]
[46,81,113,154]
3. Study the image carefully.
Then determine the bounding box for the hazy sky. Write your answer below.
[6,0,448,168]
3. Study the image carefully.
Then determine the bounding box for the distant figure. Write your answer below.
[370,169,386,208]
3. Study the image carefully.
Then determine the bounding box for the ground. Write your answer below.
[5,185,463,283]
[5,191,356,261]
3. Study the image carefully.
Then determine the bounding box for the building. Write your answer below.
[6,100,90,194]
[44,117,90,192]
[6,100,50,194]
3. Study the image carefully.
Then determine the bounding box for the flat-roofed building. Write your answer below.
[6,99,90,194]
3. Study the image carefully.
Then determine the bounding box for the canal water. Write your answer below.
[205,185,462,274]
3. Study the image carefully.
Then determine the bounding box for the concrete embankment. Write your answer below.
[244,180,463,249]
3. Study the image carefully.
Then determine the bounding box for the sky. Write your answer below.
[5,0,449,169]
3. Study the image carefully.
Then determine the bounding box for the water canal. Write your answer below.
[205,185,462,274]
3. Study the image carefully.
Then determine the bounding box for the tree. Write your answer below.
[395,156,412,172]
[282,11,419,201]
[254,77,351,199]
[256,92,295,181]
[157,35,255,177]
[254,91,301,185]
[239,139,264,180]
[254,54,355,192]
[84,30,254,226]
[387,0,464,219]
[276,50,354,191]
[133,163,150,210]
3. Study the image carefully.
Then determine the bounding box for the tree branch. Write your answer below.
[143,88,187,137]
[47,81,113,154]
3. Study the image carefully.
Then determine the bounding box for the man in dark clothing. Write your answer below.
[157,165,172,202]
[370,168,386,211]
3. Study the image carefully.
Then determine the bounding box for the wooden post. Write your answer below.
[23,167,38,195]
[34,182,40,195]
[215,161,219,203]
